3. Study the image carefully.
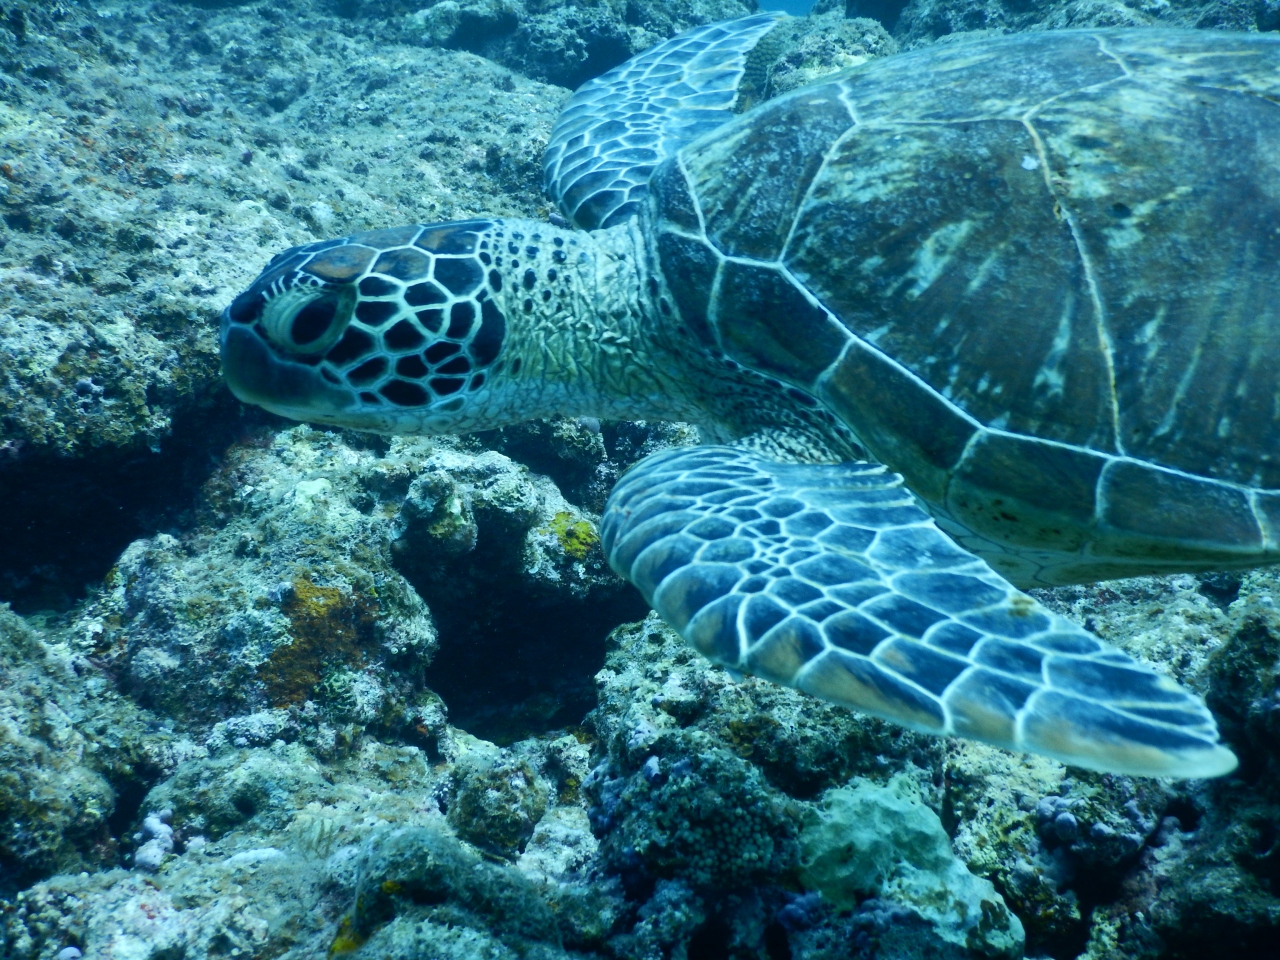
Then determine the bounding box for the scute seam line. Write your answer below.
[1019,111,1124,457]
[778,83,861,264]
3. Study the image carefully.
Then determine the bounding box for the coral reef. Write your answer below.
[415,0,755,88]
[70,425,439,728]
[68,421,644,744]
[798,775,1024,958]
[0,605,181,894]
[1,3,1279,960]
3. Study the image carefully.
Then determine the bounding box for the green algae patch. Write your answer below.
[546,511,598,561]
[722,714,783,759]
[800,775,1024,958]
[261,577,376,706]
[329,915,365,955]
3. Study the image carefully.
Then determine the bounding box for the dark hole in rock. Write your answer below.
[1163,796,1204,834]
[106,778,151,842]
[1240,811,1280,889]
[763,921,792,960]
[1158,917,1280,960]
[842,0,910,30]
[404,884,449,908]
[1024,905,1091,960]
[398,529,647,746]
[1197,571,1242,609]
[0,395,265,614]
[231,792,258,819]
[688,916,733,960]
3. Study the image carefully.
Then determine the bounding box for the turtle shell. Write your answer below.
[648,28,1280,586]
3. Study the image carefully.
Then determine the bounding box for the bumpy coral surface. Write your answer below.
[0,606,182,894]
[2,3,1280,960]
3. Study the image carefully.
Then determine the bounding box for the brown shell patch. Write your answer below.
[683,81,854,262]
[820,339,975,504]
[303,244,376,282]
[947,431,1106,551]
[373,247,432,282]
[785,115,1119,455]
[414,221,489,254]
[655,229,719,347]
[648,160,703,234]
[350,225,423,249]
[1040,80,1280,488]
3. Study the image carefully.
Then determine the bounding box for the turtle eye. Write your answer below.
[259,283,354,356]
[290,297,339,346]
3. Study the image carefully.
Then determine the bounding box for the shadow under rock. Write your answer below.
[410,558,649,745]
[417,583,645,747]
[0,391,275,614]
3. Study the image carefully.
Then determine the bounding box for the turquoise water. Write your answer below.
[760,0,820,16]
[1,4,1277,960]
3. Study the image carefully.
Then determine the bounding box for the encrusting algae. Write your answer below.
[262,576,377,708]
[2,3,1280,960]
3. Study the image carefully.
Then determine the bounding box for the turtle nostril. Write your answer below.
[291,297,339,346]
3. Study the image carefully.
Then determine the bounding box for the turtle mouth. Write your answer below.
[220,315,358,421]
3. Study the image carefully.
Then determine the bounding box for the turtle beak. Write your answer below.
[220,312,356,420]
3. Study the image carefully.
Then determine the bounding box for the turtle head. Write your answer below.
[221,220,510,434]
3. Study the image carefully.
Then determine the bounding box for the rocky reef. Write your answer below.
[2,2,1279,959]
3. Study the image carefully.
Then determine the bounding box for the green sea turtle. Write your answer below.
[219,15,1280,779]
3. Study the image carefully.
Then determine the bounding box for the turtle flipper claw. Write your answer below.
[603,446,1238,779]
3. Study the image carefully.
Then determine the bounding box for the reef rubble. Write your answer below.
[2,2,1279,960]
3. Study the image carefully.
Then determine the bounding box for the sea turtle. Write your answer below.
[219,14,1280,779]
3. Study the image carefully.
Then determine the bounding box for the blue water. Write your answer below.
[759,0,818,15]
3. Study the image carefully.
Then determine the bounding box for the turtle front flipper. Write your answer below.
[543,12,785,230]
[602,446,1238,779]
